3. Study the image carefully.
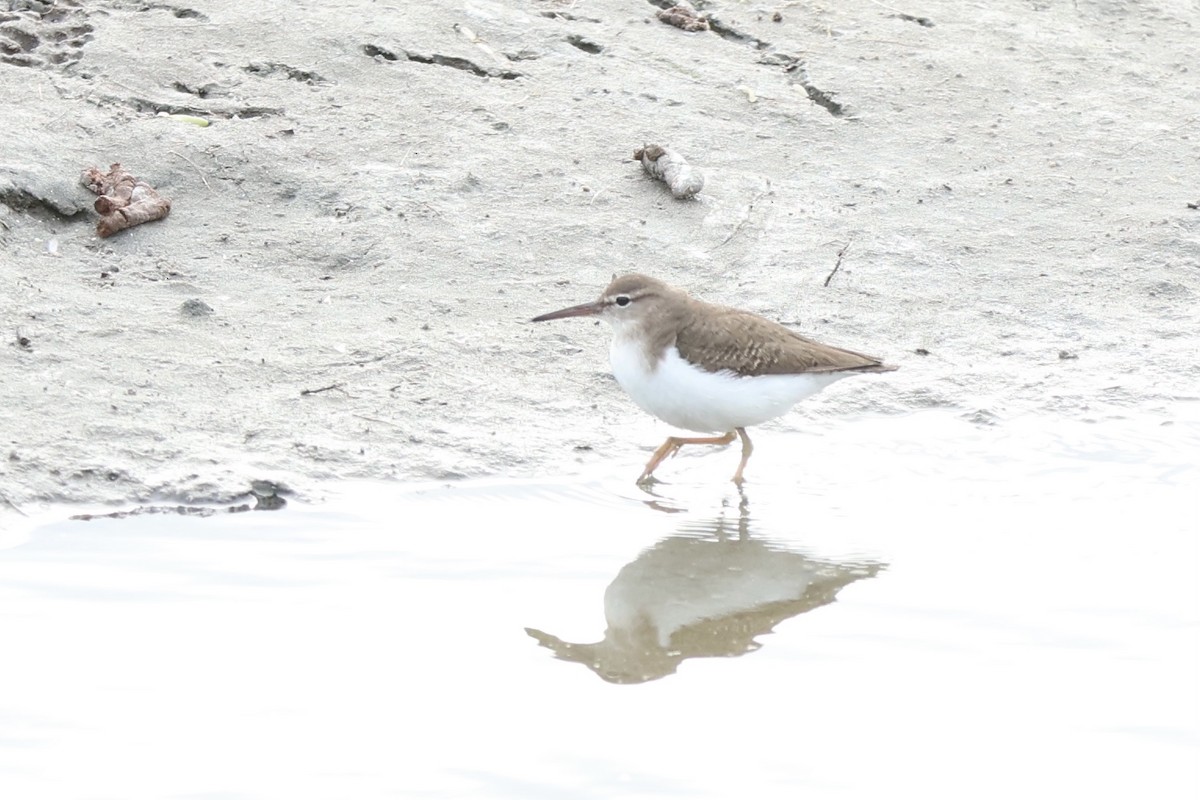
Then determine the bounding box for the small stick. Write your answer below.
[352,413,405,429]
[300,383,344,396]
[319,353,389,368]
[713,184,771,250]
[0,490,27,516]
[169,150,212,191]
[634,143,704,199]
[1118,113,1199,157]
[865,0,933,25]
[824,238,854,286]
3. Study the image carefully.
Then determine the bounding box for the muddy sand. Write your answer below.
[2,0,1197,521]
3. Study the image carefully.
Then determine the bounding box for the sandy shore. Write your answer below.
[2,0,1197,519]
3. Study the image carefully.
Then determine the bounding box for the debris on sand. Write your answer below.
[80,163,172,237]
[656,4,710,32]
[634,144,704,199]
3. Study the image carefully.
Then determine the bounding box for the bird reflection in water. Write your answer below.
[526,493,885,684]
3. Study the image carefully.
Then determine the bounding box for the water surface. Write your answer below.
[2,411,1197,799]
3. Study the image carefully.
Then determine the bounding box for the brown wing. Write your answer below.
[675,303,896,377]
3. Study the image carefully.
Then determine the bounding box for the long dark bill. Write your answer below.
[531,301,604,323]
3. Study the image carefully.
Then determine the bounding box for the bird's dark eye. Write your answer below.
[614,295,632,307]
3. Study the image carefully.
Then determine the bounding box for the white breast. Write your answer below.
[608,336,851,434]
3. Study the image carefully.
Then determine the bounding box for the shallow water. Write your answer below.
[2,411,1198,799]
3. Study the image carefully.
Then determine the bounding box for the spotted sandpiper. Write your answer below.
[532,274,897,484]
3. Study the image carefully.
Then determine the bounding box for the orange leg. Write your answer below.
[731,427,754,485]
[637,430,737,484]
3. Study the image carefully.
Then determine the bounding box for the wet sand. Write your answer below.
[2,0,1198,518]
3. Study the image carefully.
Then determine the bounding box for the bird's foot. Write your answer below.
[636,471,663,487]
[639,432,738,484]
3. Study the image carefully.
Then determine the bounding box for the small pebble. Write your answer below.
[181,298,214,316]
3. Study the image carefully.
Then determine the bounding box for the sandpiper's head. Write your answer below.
[531,274,679,332]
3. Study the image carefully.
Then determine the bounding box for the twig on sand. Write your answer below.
[0,491,27,516]
[169,150,212,191]
[713,183,772,251]
[865,0,934,26]
[1119,114,1199,156]
[300,383,345,396]
[824,238,854,287]
[352,413,404,429]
